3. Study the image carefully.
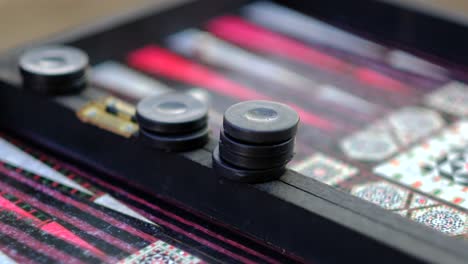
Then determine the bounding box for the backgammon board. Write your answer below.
[1,0,468,263]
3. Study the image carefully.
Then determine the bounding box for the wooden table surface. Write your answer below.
[383,0,468,26]
[0,0,165,52]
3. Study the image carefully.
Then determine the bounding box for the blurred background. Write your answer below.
[0,0,468,52]
[0,0,173,52]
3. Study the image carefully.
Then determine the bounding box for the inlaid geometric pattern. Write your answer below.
[420,147,468,186]
[425,82,468,117]
[410,205,467,236]
[118,240,202,264]
[351,181,409,210]
[291,153,358,186]
[341,107,443,162]
[388,107,444,145]
[409,194,438,209]
[374,121,468,210]
[341,131,398,162]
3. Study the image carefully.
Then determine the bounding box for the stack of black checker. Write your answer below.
[213,100,299,183]
[19,45,89,95]
[136,93,209,152]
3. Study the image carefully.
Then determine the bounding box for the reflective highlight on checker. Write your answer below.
[136,93,209,151]
[19,45,89,95]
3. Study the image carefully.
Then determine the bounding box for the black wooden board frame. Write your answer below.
[1,0,468,263]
